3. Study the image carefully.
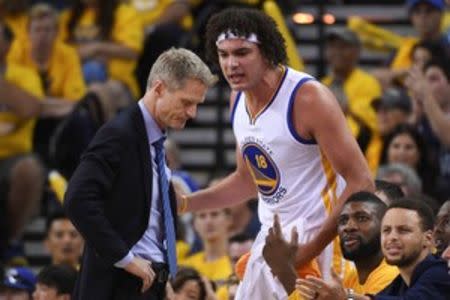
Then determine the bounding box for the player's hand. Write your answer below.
[124,257,156,293]
[296,269,346,300]
[263,214,298,276]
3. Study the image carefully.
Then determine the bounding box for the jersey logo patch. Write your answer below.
[242,143,280,196]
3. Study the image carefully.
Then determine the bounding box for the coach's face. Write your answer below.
[153,78,207,130]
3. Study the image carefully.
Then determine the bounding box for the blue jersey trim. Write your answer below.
[287,77,317,145]
[230,91,242,128]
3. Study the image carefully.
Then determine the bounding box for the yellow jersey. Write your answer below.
[343,259,399,295]
[59,4,143,98]
[8,40,86,101]
[180,252,233,284]
[0,63,43,158]
[4,13,29,43]
[322,68,381,174]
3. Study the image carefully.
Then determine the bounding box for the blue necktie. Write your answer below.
[153,138,177,278]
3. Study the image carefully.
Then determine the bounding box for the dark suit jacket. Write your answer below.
[64,104,177,299]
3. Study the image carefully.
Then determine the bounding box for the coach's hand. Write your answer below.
[124,257,156,293]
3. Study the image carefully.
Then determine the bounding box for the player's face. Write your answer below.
[381,208,432,268]
[217,39,269,91]
[153,78,206,130]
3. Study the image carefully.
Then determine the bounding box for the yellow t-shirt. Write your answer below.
[59,4,143,98]
[322,68,381,174]
[8,40,86,101]
[288,290,302,300]
[0,63,43,159]
[331,238,356,280]
[176,240,190,264]
[180,252,233,284]
[365,134,383,176]
[343,259,399,295]
[390,37,418,71]
[4,13,29,43]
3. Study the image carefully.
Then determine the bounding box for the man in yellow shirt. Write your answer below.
[296,192,399,299]
[322,28,381,173]
[8,4,87,165]
[373,0,447,89]
[0,21,45,263]
[180,207,233,290]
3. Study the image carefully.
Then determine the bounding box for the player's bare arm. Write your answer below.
[292,81,374,267]
[177,91,257,213]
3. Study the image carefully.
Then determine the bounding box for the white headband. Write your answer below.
[216,30,260,46]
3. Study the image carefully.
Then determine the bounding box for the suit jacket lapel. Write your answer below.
[132,106,152,213]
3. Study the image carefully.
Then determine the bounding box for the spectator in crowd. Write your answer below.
[169,267,214,300]
[322,28,381,172]
[296,192,398,298]
[0,267,36,300]
[7,3,86,166]
[374,179,405,205]
[374,199,450,298]
[59,0,144,101]
[44,211,83,269]
[380,124,436,195]
[180,208,233,289]
[227,199,260,240]
[228,233,254,267]
[0,0,30,42]
[407,58,450,201]
[338,192,398,294]
[373,0,447,88]
[410,40,447,69]
[434,200,450,256]
[133,0,194,94]
[0,21,45,264]
[369,88,412,172]
[377,163,422,196]
[32,265,77,300]
[295,199,450,300]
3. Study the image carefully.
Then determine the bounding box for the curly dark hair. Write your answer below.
[205,7,287,68]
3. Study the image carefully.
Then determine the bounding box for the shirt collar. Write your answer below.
[138,100,165,145]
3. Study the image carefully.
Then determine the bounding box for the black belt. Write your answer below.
[151,262,169,283]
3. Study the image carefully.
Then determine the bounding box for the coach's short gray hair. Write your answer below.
[147,48,217,90]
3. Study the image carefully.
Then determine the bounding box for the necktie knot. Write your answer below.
[153,137,166,151]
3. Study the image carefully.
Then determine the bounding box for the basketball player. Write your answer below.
[176,8,374,299]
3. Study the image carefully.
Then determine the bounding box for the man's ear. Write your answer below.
[423,230,434,249]
[153,80,165,97]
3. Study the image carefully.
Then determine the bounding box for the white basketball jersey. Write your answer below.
[232,67,346,233]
